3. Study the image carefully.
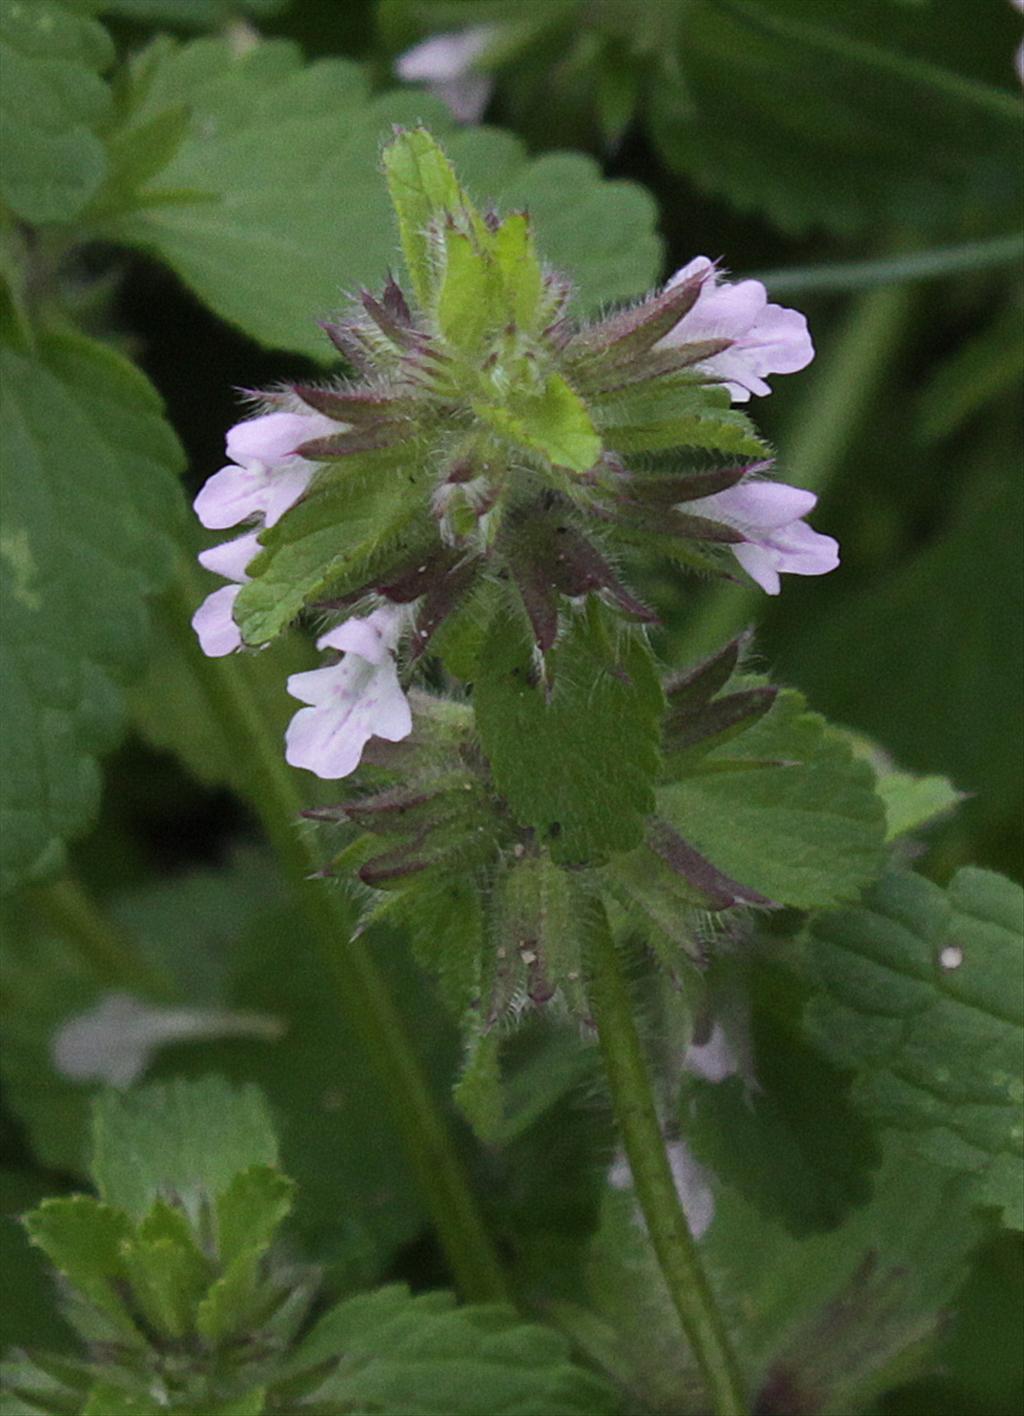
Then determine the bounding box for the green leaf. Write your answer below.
[780,472,1023,870]
[23,1196,136,1335]
[383,126,483,308]
[215,1165,294,1270]
[806,867,1024,1229]
[492,211,544,329]
[603,406,766,458]
[474,602,665,863]
[234,465,430,646]
[842,729,963,841]
[437,227,495,354]
[105,42,662,356]
[658,687,888,909]
[91,1077,279,1221]
[0,332,184,894]
[479,373,602,472]
[679,987,879,1235]
[0,0,112,223]
[287,1285,618,1415]
[194,1249,261,1346]
[587,1136,991,1415]
[120,1202,211,1339]
[650,0,1022,237]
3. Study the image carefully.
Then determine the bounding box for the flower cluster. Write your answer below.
[191,132,837,788]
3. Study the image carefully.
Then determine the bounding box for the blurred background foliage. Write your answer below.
[1,1,1021,1413]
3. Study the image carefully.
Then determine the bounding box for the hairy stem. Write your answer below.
[591,917,748,1416]
[173,562,509,1303]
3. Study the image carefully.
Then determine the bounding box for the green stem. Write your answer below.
[173,565,509,1303]
[676,280,915,662]
[31,877,173,997]
[748,232,1023,296]
[590,921,748,1416]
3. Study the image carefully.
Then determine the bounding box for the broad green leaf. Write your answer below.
[649,0,1022,237]
[23,1196,136,1334]
[474,602,665,863]
[478,373,602,472]
[586,1136,990,1415]
[778,472,1022,872]
[104,40,662,356]
[658,687,888,909]
[806,867,1024,1228]
[876,770,962,842]
[0,0,112,223]
[91,1076,279,1221]
[0,332,184,894]
[679,990,879,1236]
[843,730,962,841]
[288,1284,618,1415]
[453,1027,503,1144]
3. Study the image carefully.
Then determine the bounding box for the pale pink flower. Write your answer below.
[193,411,336,531]
[191,530,262,657]
[659,256,814,402]
[285,606,413,779]
[687,480,839,595]
[395,25,497,124]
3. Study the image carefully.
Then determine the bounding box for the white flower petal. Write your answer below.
[225,410,334,467]
[285,701,370,779]
[193,462,269,529]
[260,461,318,527]
[430,73,493,123]
[732,541,782,595]
[700,481,819,532]
[285,608,412,779]
[319,617,388,664]
[767,521,841,576]
[659,258,813,402]
[53,992,282,1089]
[396,25,496,82]
[197,530,262,582]
[192,584,243,656]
